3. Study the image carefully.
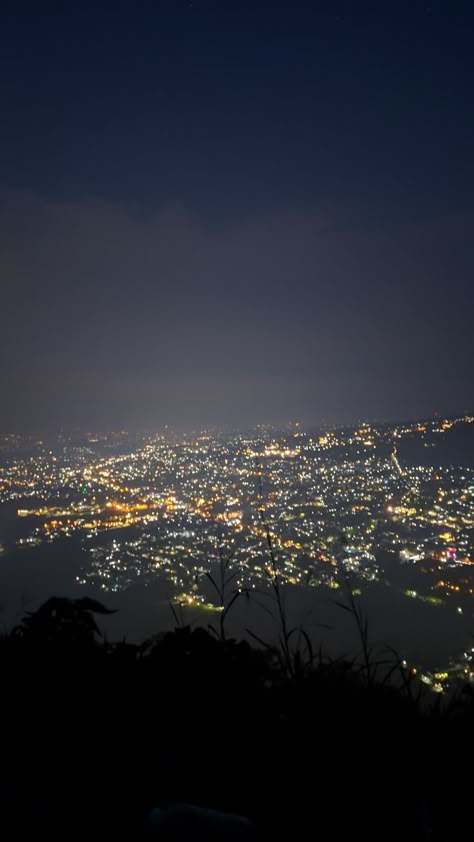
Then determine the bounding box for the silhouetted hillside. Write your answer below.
[0,597,473,840]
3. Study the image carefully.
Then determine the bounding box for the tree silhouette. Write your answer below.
[13,597,115,650]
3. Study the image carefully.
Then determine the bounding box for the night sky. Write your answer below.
[1,0,473,432]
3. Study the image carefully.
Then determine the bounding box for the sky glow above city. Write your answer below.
[1,1,473,431]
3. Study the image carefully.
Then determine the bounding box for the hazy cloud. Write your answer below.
[1,191,472,431]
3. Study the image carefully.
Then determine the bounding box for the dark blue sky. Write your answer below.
[1,1,473,431]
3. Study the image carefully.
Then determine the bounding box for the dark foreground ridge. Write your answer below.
[1,597,473,840]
